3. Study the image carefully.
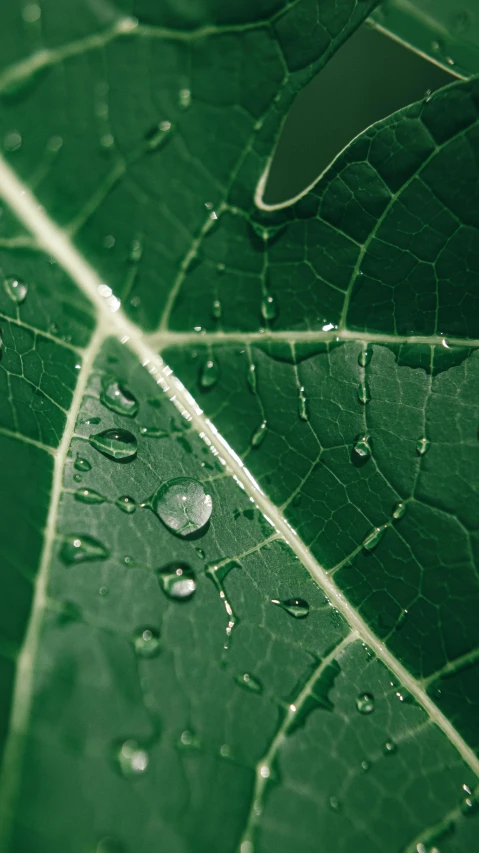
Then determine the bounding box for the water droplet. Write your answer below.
[271,598,309,619]
[116,495,136,514]
[416,436,430,456]
[99,586,108,596]
[396,608,408,629]
[179,87,191,109]
[139,426,169,438]
[74,455,91,472]
[60,534,109,565]
[132,627,161,658]
[329,796,341,812]
[129,239,142,263]
[261,293,277,321]
[247,363,257,394]
[298,387,309,421]
[383,739,397,756]
[392,502,406,520]
[74,488,105,505]
[115,739,149,778]
[199,357,219,389]
[195,547,206,560]
[212,299,222,320]
[73,473,82,483]
[152,477,212,537]
[362,526,386,552]
[358,348,372,367]
[361,759,370,772]
[89,428,137,461]
[178,729,201,749]
[157,563,197,600]
[357,379,371,405]
[235,672,263,694]
[4,275,27,304]
[4,131,22,152]
[353,434,371,461]
[100,378,139,418]
[251,420,267,448]
[205,560,240,652]
[424,89,432,103]
[356,692,375,714]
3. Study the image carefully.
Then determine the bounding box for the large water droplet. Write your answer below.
[416,436,430,456]
[157,563,197,600]
[358,348,372,367]
[261,293,277,321]
[60,534,109,565]
[353,434,371,461]
[356,692,375,714]
[362,526,386,552]
[251,421,267,448]
[100,378,139,418]
[74,488,105,505]
[132,627,161,658]
[152,477,212,537]
[199,357,219,390]
[272,598,309,619]
[4,275,27,304]
[357,380,371,405]
[115,739,149,778]
[89,428,137,461]
[392,502,406,520]
[235,672,263,694]
[116,495,136,514]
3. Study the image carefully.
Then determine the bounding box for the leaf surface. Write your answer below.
[0,3,478,853]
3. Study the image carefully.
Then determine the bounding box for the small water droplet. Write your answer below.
[357,379,371,405]
[89,428,137,461]
[353,434,371,461]
[60,534,109,565]
[329,796,341,812]
[129,239,142,263]
[416,436,430,456]
[392,502,406,520]
[298,387,309,421]
[235,672,263,694]
[212,299,222,320]
[4,275,27,304]
[424,89,432,103]
[139,426,169,438]
[4,131,22,152]
[356,692,375,714]
[73,473,82,482]
[195,547,206,560]
[361,759,370,772]
[396,608,408,629]
[132,627,161,658]
[431,39,444,54]
[247,363,257,394]
[383,739,397,756]
[152,477,212,537]
[100,378,139,418]
[199,357,219,389]
[74,488,105,505]
[179,87,191,109]
[362,526,386,552]
[156,563,197,600]
[358,348,372,367]
[74,455,91,472]
[261,293,277,321]
[116,495,136,514]
[115,739,149,778]
[251,420,267,448]
[271,598,309,619]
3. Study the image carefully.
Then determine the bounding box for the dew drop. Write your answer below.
[199,357,219,389]
[461,794,479,816]
[60,534,109,565]
[329,796,341,812]
[392,502,406,520]
[247,363,257,394]
[356,692,375,714]
[73,473,82,483]
[251,420,267,448]
[362,526,386,552]
[235,672,263,694]
[132,627,161,658]
[115,739,149,778]
[179,87,191,109]
[357,379,371,405]
[361,759,370,772]
[353,434,371,461]
[74,488,105,505]
[416,436,430,456]
[100,378,139,418]
[89,428,137,461]
[212,299,222,320]
[116,495,136,514]
[383,739,397,756]
[156,563,197,600]
[195,547,206,560]
[358,348,372,367]
[152,477,212,537]
[99,585,108,596]
[424,89,432,103]
[261,293,277,321]
[74,454,91,472]
[129,239,142,263]
[4,275,27,304]
[271,598,309,619]
[298,387,309,421]
[139,426,169,439]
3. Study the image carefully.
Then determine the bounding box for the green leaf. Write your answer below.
[0,3,478,853]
